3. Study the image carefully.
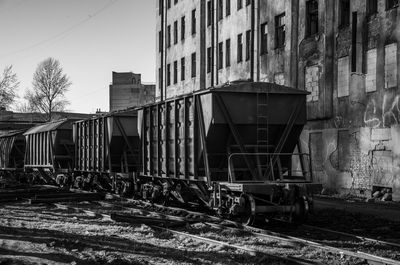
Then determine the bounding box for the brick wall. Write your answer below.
[305,65,319,102]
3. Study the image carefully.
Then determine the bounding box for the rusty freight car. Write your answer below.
[24,119,76,185]
[73,109,140,193]
[137,81,321,223]
[0,130,27,185]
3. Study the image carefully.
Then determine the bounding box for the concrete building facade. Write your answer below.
[156,0,400,200]
[109,72,155,111]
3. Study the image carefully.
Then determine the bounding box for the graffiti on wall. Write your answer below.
[364,94,400,128]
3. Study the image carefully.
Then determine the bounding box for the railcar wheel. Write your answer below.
[291,197,307,223]
[239,194,256,226]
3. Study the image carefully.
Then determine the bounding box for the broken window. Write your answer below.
[181,57,185,81]
[218,42,223,69]
[339,0,350,28]
[226,0,231,16]
[167,64,171,86]
[181,16,185,40]
[275,13,285,48]
[260,22,268,55]
[174,20,178,44]
[207,1,212,26]
[237,33,243,62]
[173,60,178,84]
[246,30,251,61]
[237,0,242,10]
[218,0,223,21]
[226,38,231,67]
[306,0,318,36]
[386,0,399,10]
[207,47,212,73]
[367,0,378,17]
[191,52,196,77]
[192,9,196,35]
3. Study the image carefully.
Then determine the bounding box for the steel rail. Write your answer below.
[53,202,317,265]
[206,222,400,265]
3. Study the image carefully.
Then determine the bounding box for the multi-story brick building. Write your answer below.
[156,0,400,200]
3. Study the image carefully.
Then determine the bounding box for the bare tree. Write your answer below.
[26,58,71,121]
[0,65,19,110]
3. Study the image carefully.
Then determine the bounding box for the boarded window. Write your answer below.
[385,43,397,88]
[337,56,350,97]
[305,65,319,102]
[366,49,377,92]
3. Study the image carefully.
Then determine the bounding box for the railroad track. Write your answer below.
[52,199,400,265]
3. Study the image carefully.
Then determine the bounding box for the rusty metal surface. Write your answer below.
[73,110,140,173]
[138,82,308,183]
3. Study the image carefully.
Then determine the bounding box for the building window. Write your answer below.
[174,0,178,4]
[367,0,378,17]
[181,57,185,81]
[207,1,212,26]
[387,0,399,9]
[158,67,162,89]
[167,64,171,86]
[306,0,318,36]
[158,31,162,53]
[191,52,196,77]
[237,33,243,62]
[181,16,185,40]
[305,65,319,102]
[237,0,242,10]
[174,61,178,84]
[226,39,231,67]
[167,0,171,9]
[275,13,285,48]
[207,47,212,73]
[218,42,224,69]
[337,56,350,97]
[385,43,397,88]
[260,23,268,55]
[218,0,223,21]
[245,30,251,61]
[226,0,231,16]
[174,20,178,44]
[366,49,377,93]
[339,0,350,28]
[167,25,171,48]
[192,9,196,35]
[246,0,250,6]
[159,0,163,15]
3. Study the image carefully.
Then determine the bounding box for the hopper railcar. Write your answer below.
[23,119,76,185]
[137,82,321,223]
[0,130,27,185]
[72,109,140,193]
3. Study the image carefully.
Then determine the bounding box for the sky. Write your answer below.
[0,0,156,113]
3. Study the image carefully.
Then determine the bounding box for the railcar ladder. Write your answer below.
[256,92,273,179]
